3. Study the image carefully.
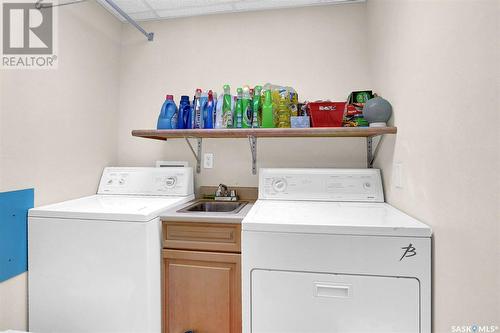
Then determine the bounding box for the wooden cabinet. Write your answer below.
[163,222,241,253]
[162,221,241,333]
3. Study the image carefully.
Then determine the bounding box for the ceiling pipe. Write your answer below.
[102,0,154,41]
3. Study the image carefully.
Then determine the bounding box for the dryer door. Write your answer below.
[251,270,419,333]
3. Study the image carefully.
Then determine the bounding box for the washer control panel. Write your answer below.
[272,178,288,193]
[98,167,194,196]
[259,168,384,202]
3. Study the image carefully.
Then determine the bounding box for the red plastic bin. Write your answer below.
[308,101,346,127]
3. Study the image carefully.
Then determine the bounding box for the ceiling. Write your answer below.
[97,0,364,22]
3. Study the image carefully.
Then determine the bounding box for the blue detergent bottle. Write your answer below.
[177,95,191,129]
[192,89,203,129]
[204,90,215,129]
[199,92,208,129]
[157,95,178,129]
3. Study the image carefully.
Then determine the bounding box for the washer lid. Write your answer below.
[29,194,194,222]
[242,200,432,237]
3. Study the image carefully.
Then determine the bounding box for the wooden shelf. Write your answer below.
[132,127,397,140]
[131,127,397,174]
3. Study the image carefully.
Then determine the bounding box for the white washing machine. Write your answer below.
[242,168,432,333]
[28,167,194,333]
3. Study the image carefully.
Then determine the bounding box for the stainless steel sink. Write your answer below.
[177,201,248,214]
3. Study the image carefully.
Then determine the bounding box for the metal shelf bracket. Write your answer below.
[248,136,257,175]
[185,138,202,173]
[366,135,384,168]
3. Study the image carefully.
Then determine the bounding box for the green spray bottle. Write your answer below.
[241,86,252,128]
[222,84,233,128]
[252,85,262,128]
[233,88,243,128]
[262,89,274,128]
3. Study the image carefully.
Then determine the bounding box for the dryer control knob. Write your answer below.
[272,178,287,193]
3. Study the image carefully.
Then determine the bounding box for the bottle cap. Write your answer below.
[166,95,174,100]
[242,86,250,98]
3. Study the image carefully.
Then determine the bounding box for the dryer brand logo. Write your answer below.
[2,0,58,68]
[399,243,417,261]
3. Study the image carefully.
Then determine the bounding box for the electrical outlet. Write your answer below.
[203,153,214,169]
[394,162,403,189]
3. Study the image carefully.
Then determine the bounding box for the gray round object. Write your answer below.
[362,97,392,126]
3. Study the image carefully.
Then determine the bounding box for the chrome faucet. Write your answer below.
[215,184,238,201]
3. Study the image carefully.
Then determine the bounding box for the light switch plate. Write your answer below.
[203,153,214,169]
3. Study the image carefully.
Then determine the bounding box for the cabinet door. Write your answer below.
[163,249,241,333]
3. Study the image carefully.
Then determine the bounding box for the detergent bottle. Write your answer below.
[234,88,243,128]
[242,85,252,128]
[289,88,299,117]
[199,92,209,129]
[252,85,262,128]
[277,94,291,128]
[157,95,178,129]
[215,93,224,129]
[177,95,191,129]
[203,90,215,129]
[212,92,218,124]
[192,89,203,129]
[222,84,233,128]
[262,89,274,128]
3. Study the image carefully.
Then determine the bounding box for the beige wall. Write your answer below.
[117,3,372,185]
[0,1,121,330]
[367,0,499,331]
[1,0,498,331]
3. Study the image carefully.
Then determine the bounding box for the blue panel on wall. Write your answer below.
[0,188,34,282]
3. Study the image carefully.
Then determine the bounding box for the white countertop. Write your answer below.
[161,200,253,223]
